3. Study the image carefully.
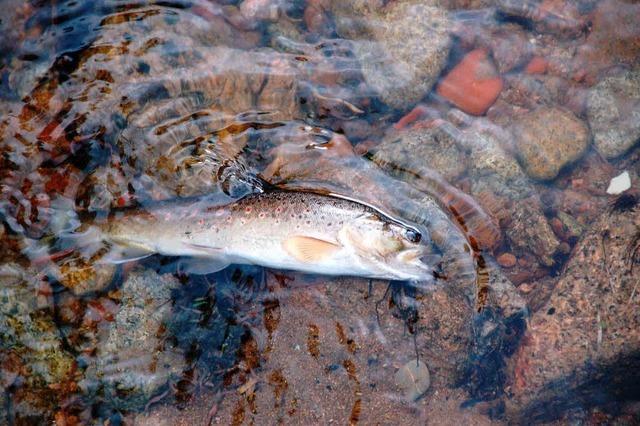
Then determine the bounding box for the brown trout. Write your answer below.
[58,190,433,281]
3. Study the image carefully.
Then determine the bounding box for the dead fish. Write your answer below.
[48,190,434,281]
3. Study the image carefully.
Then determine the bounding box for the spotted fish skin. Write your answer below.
[99,190,433,280]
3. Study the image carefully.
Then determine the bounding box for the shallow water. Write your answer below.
[1,0,639,424]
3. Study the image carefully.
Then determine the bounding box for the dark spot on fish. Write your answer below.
[184,231,191,235]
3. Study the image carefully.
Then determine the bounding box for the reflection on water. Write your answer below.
[1,0,639,424]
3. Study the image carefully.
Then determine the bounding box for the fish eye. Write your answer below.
[405,229,421,243]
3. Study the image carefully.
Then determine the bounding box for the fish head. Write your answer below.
[338,213,433,281]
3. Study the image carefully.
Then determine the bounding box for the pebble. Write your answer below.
[497,253,517,268]
[395,359,430,401]
[437,49,503,116]
[606,171,631,195]
[518,282,534,294]
[557,212,584,240]
[525,56,548,74]
[512,107,589,180]
[550,217,566,240]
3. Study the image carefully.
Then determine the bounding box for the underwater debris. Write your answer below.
[606,171,631,195]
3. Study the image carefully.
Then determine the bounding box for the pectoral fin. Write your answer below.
[283,236,341,263]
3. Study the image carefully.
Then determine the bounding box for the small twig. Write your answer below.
[601,230,615,294]
[311,88,365,114]
[205,391,223,426]
[375,281,392,326]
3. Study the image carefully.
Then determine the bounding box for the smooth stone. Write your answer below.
[395,359,431,400]
[513,107,589,181]
[437,49,503,116]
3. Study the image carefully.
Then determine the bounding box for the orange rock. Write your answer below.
[497,253,517,268]
[437,49,503,116]
[524,56,547,74]
[393,104,428,130]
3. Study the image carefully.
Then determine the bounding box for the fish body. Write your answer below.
[85,190,432,281]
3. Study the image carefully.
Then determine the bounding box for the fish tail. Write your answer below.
[22,223,106,268]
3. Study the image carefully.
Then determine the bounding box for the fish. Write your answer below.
[46,190,434,281]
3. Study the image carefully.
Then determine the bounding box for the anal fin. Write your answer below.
[177,257,230,275]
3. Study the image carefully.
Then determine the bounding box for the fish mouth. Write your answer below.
[374,247,435,281]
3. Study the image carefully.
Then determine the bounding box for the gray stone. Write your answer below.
[81,269,185,411]
[374,125,469,182]
[587,68,640,159]
[332,0,451,110]
[0,264,76,422]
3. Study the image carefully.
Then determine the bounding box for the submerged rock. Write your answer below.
[575,0,640,80]
[507,204,640,421]
[0,264,76,423]
[512,107,589,180]
[331,0,451,110]
[395,359,431,401]
[81,269,184,411]
[374,115,561,266]
[587,67,640,159]
[437,49,503,116]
